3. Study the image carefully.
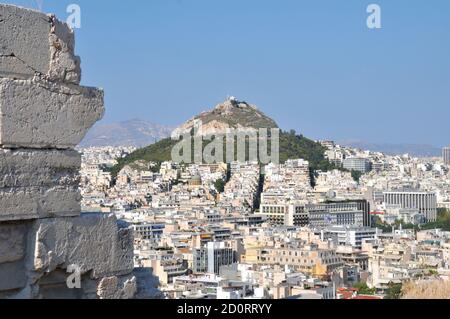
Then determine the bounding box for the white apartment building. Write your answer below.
[132,222,165,240]
[343,157,372,173]
[383,190,437,222]
[323,226,378,249]
[381,205,426,225]
[306,203,365,228]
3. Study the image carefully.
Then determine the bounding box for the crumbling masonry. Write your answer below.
[0,4,137,299]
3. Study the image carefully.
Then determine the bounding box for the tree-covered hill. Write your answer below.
[109,130,338,183]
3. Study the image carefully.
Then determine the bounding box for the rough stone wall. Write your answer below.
[0,4,137,299]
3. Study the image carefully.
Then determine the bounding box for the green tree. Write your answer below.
[351,170,363,183]
[385,282,403,299]
[353,282,376,295]
[374,210,450,234]
[214,179,226,193]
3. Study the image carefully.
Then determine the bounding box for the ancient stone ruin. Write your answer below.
[0,4,137,299]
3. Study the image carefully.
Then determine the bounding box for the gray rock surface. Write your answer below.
[30,214,134,279]
[0,4,136,299]
[0,222,29,291]
[0,260,27,291]
[0,4,81,83]
[0,149,80,188]
[0,222,28,263]
[0,186,81,221]
[0,78,104,149]
[97,275,137,299]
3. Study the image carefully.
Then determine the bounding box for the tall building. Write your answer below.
[383,191,437,222]
[258,203,309,227]
[327,200,372,227]
[443,147,450,165]
[193,242,235,275]
[343,157,372,173]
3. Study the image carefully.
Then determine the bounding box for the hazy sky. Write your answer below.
[4,0,450,146]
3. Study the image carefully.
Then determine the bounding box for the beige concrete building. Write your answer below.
[244,245,343,279]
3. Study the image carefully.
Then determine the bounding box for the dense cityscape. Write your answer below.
[78,141,450,299]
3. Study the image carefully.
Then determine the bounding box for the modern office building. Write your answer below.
[443,147,450,165]
[259,200,370,228]
[306,202,365,228]
[258,203,309,227]
[193,242,235,275]
[132,222,165,240]
[343,157,372,173]
[383,190,437,222]
[327,200,372,227]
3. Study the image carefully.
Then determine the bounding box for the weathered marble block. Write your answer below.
[0,4,137,300]
[0,78,104,149]
[0,222,28,264]
[0,222,29,292]
[0,149,81,188]
[0,4,81,83]
[0,260,27,292]
[97,275,137,299]
[0,186,81,222]
[30,214,134,279]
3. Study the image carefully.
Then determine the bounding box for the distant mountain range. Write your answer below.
[80,119,175,148]
[79,117,442,158]
[338,140,442,157]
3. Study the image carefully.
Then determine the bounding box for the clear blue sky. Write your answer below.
[4,0,450,146]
